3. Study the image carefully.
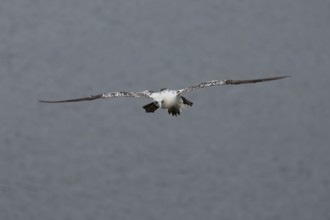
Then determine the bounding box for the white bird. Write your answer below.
[39,76,289,116]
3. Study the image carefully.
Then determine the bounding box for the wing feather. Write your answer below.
[177,76,289,94]
[39,90,152,103]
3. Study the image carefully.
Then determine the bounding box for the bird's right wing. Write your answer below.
[39,90,153,103]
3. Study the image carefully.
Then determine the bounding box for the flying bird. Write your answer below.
[39,76,289,116]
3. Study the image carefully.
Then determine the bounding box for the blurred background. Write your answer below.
[0,0,329,219]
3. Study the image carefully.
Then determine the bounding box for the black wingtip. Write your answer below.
[278,76,291,79]
[260,75,291,81]
[39,100,52,103]
[38,100,63,103]
[272,75,292,81]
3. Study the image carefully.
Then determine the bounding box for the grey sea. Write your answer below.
[1,0,329,219]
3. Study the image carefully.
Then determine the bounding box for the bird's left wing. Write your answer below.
[177,76,289,94]
[39,90,153,103]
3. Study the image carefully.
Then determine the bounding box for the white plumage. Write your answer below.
[40,76,289,116]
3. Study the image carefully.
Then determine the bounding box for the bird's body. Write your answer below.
[150,89,178,108]
[40,76,289,116]
[147,89,191,115]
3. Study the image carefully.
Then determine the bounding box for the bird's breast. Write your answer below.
[151,90,178,109]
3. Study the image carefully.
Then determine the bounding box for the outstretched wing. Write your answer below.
[39,90,153,103]
[177,76,289,94]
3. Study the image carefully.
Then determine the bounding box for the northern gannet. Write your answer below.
[39,76,289,116]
